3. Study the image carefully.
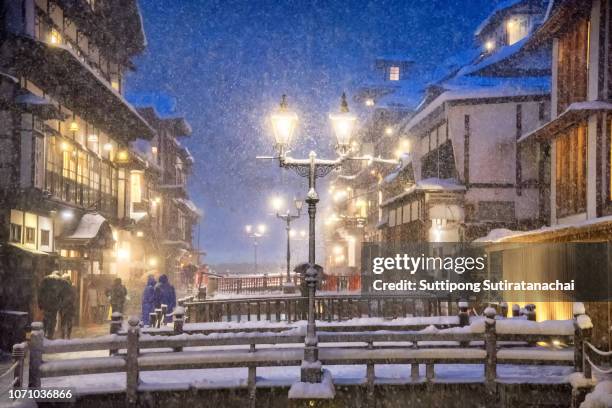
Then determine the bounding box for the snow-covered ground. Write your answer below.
[42,364,576,394]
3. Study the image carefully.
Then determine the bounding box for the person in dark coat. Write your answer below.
[38,271,63,339]
[106,278,128,315]
[141,275,156,324]
[59,274,76,339]
[154,274,176,323]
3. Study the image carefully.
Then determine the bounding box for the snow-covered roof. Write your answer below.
[518,100,612,143]
[405,75,549,133]
[382,153,412,184]
[381,178,465,207]
[174,198,203,218]
[475,0,528,36]
[474,214,612,242]
[64,213,110,240]
[456,36,549,77]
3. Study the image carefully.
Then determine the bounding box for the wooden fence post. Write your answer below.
[110,312,123,356]
[573,305,585,373]
[149,312,157,327]
[458,300,469,326]
[155,308,163,328]
[500,302,508,319]
[511,304,520,318]
[12,342,26,388]
[173,307,185,352]
[28,321,43,388]
[126,316,140,406]
[161,304,168,324]
[484,307,497,388]
[411,363,419,381]
[458,300,470,347]
[525,304,536,321]
[366,362,375,406]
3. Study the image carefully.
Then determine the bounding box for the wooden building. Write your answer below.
[0,0,153,324]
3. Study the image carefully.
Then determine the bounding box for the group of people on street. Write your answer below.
[38,271,76,339]
[142,274,177,324]
[37,272,178,338]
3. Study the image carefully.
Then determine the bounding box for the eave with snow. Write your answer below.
[57,213,115,250]
[9,34,155,141]
[519,101,612,143]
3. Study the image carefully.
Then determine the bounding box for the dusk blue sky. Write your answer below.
[126,0,503,266]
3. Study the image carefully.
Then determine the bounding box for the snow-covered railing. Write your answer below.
[184,293,451,324]
[24,303,595,406]
[214,273,303,295]
[0,342,26,397]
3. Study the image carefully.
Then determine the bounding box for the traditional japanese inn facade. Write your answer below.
[484,0,612,348]
[0,0,199,327]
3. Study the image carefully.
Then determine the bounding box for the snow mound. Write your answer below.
[574,302,586,316]
[581,380,612,408]
[567,372,597,389]
[577,315,593,330]
[288,369,335,400]
[496,319,574,335]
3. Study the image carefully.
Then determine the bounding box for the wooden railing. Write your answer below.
[184,293,453,324]
[215,274,302,295]
[0,342,26,398]
[23,304,594,407]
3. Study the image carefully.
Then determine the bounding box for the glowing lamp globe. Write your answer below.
[270,95,298,151]
[329,93,356,153]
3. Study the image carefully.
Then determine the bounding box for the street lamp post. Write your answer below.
[245,224,266,274]
[273,198,303,293]
[258,94,398,383]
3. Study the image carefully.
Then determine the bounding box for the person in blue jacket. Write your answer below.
[154,274,176,323]
[141,275,156,325]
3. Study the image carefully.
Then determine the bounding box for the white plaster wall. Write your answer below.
[448,102,518,184]
[464,187,539,220]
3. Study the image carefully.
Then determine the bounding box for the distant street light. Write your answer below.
[272,197,303,293]
[245,224,266,274]
[258,93,398,384]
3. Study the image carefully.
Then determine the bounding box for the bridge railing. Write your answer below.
[215,274,302,295]
[25,304,593,407]
[0,342,27,398]
[183,293,452,324]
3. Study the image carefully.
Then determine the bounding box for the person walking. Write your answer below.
[59,274,76,339]
[141,275,156,325]
[154,274,176,323]
[106,278,128,315]
[38,271,63,339]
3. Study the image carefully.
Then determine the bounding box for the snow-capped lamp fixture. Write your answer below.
[485,40,495,52]
[270,95,298,156]
[294,197,304,212]
[329,92,357,155]
[69,119,79,133]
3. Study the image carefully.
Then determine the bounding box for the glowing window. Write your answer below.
[389,66,400,81]
[506,16,529,45]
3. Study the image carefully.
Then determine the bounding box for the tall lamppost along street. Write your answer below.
[245,224,266,274]
[271,196,303,293]
[258,93,398,383]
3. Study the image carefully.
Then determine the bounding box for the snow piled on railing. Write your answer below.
[581,380,612,408]
[496,319,574,335]
[288,369,335,399]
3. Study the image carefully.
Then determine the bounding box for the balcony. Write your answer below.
[10,34,154,141]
